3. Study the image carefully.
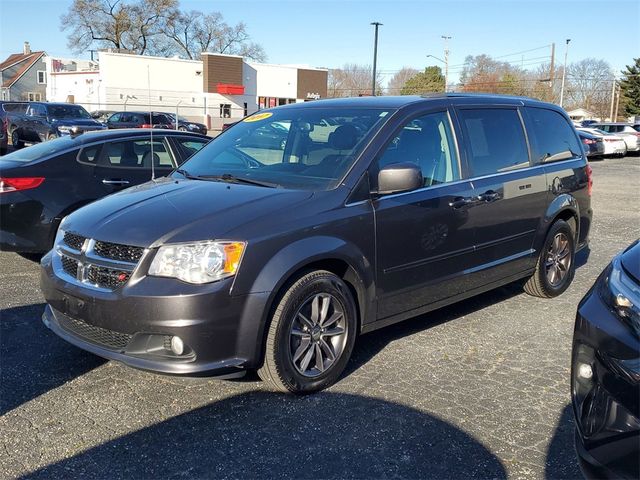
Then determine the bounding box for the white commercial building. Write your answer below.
[46,52,328,131]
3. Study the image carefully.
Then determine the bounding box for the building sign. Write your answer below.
[306,92,321,100]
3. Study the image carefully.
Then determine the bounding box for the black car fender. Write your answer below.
[533,193,581,254]
[235,234,376,331]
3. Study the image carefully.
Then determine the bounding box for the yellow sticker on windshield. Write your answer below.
[244,112,273,122]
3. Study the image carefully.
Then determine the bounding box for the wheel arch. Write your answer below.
[535,194,580,254]
[239,236,375,368]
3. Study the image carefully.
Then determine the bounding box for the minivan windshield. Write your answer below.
[176,107,392,190]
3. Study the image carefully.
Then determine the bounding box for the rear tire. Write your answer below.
[524,220,575,298]
[258,270,357,394]
[11,129,24,149]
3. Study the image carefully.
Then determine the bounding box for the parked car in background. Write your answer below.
[0,129,209,254]
[157,113,208,135]
[590,123,640,153]
[8,102,105,148]
[577,130,605,158]
[572,240,639,479]
[91,110,116,123]
[577,127,627,157]
[580,119,599,127]
[39,95,592,394]
[236,120,290,150]
[105,112,171,130]
[0,101,27,155]
[222,120,239,132]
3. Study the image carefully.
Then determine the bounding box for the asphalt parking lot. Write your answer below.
[1,155,639,479]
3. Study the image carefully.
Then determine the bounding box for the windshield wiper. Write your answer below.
[198,173,279,188]
[175,168,202,180]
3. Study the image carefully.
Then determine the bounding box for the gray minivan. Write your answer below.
[40,94,593,393]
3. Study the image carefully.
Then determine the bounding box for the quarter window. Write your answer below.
[458,108,529,176]
[377,111,460,187]
[526,108,582,163]
[175,138,209,161]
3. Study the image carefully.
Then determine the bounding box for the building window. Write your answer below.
[27,92,42,101]
[219,104,231,118]
[37,71,46,84]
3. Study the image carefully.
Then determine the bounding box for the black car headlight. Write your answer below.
[599,257,640,337]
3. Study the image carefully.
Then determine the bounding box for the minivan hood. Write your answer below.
[62,178,313,247]
[52,118,103,127]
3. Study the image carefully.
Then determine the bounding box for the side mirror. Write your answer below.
[377,162,423,195]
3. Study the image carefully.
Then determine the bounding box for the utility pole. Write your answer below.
[371,22,382,96]
[614,83,621,121]
[441,35,451,92]
[549,43,555,91]
[559,38,571,108]
[610,79,617,121]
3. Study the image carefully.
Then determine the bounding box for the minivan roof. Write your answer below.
[274,93,556,110]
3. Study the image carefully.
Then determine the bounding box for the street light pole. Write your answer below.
[371,22,382,96]
[559,38,571,108]
[441,35,451,92]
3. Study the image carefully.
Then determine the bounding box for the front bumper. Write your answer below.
[572,286,640,480]
[40,251,270,376]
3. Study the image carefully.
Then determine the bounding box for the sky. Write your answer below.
[1,0,638,86]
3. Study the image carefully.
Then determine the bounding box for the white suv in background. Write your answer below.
[591,123,640,152]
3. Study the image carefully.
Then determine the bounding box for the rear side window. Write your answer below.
[526,108,582,163]
[457,108,529,177]
[96,139,173,168]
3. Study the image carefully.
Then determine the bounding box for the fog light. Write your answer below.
[578,363,593,380]
[170,336,184,355]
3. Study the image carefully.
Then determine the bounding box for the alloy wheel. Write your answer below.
[289,293,347,378]
[545,232,572,287]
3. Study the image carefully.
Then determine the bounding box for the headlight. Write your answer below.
[57,126,72,135]
[600,257,640,335]
[148,241,246,284]
[188,124,198,129]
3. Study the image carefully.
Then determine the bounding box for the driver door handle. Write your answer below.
[102,179,130,185]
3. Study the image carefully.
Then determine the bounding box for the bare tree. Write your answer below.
[386,67,419,95]
[565,58,614,118]
[61,0,266,61]
[162,11,266,61]
[328,64,382,98]
[61,0,177,55]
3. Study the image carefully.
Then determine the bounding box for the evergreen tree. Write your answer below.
[401,66,445,95]
[620,58,640,117]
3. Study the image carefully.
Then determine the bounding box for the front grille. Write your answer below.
[87,265,131,290]
[94,241,144,263]
[64,232,85,250]
[61,255,79,277]
[58,313,132,350]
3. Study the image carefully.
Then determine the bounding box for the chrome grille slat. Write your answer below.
[54,232,145,291]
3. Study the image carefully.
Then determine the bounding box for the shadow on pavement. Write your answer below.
[28,391,507,479]
[0,303,105,416]
[545,404,582,479]
[345,281,525,377]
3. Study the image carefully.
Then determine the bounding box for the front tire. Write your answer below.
[258,270,357,394]
[524,220,575,298]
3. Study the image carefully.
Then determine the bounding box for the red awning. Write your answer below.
[217,84,245,95]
